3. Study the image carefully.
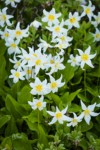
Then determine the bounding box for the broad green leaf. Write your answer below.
[5,116,18,136]
[12,133,32,150]
[5,95,27,118]
[50,93,61,107]
[0,56,7,88]
[38,124,48,145]
[0,39,6,55]
[77,121,93,132]
[61,89,81,105]
[61,63,74,83]
[18,85,32,104]
[0,115,11,129]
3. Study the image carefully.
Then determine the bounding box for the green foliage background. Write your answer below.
[0,0,100,150]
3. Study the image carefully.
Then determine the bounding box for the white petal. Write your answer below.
[90,112,99,117]
[48,117,57,125]
[80,100,87,110]
[84,115,91,125]
[88,103,96,111]
[47,111,55,116]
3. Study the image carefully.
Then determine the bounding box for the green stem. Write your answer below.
[84,70,86,97]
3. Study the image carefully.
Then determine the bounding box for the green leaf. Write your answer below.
[0,115,11,129]
[38,124,48,145]
[12,133,32,150]
[5,94,27,118]
[18,85,32,104]
[5,116,18,136]
[61,89,81,105]
[50,93,62,107]
[0,56,7,88]
[61,63,74,83]
[0,39,6,55]
[77,121,93,132]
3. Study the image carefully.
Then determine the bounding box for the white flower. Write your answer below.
[38,38,52,53]
[76,46,96,69]
[47,106,71,125]
[18,48,31,65]
[4,0,21,8]
[30,77,50,95]
[65,12,81,29]
[68,54,79,67]
[28,96,46,111]
[81,0,95,21]
[48,75,65,93]
[47,20,67,38]
[46,54,65,75]
[5,39,20,55]
[80,101,99,125]
[9,69,25,83]
[0,7,13,27]
[30,20,41,29]
[24,67,35,80]
[0,26,10,41]
[9,55,24,70]
[42,8,61,26]
[67,113,82,127]
[10,22,29,40]
[92,28,100,42]
[91,12,100,27]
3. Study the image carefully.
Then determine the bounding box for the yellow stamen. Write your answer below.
[48,14,55,21]
[54,26,60,33]
[36,101,42,108]
[81,54,89,61]
[11,43,16,48]
[85,8,91,14]
[36,59,41,65]
[84,109,90,116]
[16,30,22,36]
[56,112,62,119]
[15,72,20,78]
[50,82,57,89]
[35,85,43,92]
[70,17,76,23]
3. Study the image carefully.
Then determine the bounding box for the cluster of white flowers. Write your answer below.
[0,0,99,127]
[46,101,99,126]
[2,0,21,8]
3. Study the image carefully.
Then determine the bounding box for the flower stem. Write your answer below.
[84,70,86,97]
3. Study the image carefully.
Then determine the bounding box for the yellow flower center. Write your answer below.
[2,14,6,21]
[81,54,89,61]
[54,26,60,33]
[36,59,41,65]
[35,84,43,92]
[15,72,20,78]
[11,43,17,48]
[70,17,76,23]
[50,82,57,89]
[56,112,62,119]
[84,109,90,116]
[50,59,55,64]
[48,14,55,21]
[16,30,22,36]
[96,33,100,38]
[96,17,100,23]
[16,61,20,66]
[4,33,9,37]
[60,36,65,41]
[33,53,38,57]
[72,118,77,123]
[72,58,76,63]
[85,8,91,14]
[36,101,42,108]
[26,69,32,75]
